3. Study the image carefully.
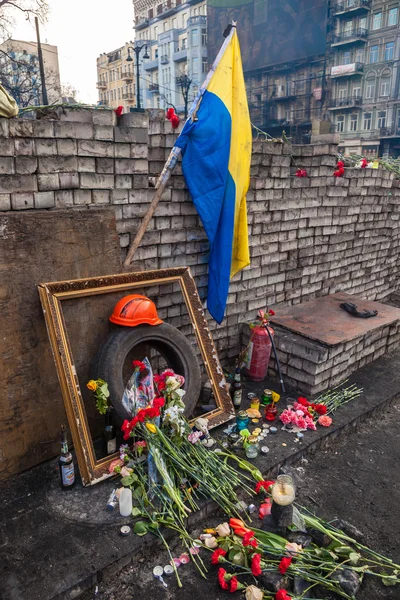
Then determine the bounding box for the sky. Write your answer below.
[10,0,134,103]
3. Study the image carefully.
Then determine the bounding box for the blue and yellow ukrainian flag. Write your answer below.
[175,28,251,324]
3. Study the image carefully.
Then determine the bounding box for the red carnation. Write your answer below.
[153,397,165,409]
[297,397,310,407]
[218,568,229,590]
[132,360,146,371]
[146,407,160,419]
[137,410,146,423]
[276,591,291,600]
[114,105,123,117]
[251,553,262,576]
[166,108,174,119]
[121,419,131,434]
[230,577,238,593]
[211,548,227,565]
[243,531,257,548]
[156,380,166,392]
[268,309,275,316]
[278,556,292,574]
[314,404,327,415]
[170,114,180,129]
[255,480,275,494]
[162,369,175,378]
[295,168,307,178]
[130,416,139,428]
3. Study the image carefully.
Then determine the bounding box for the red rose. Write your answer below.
[314,404,327,415]
[278,556,292,574]
[251,553,262,576]
[243,531,257,548]
[230,577,238,593]
[162,369,175,378]
[276,591,291,600]
[137,410,146,423]
[211,548,227,565]
[153,397,165,409]
[114,105,123,117]
[255,480,275,494]
[166,108,175,120]
[269,309,275,316]
[218,568,229,590]
[337,161,344,168]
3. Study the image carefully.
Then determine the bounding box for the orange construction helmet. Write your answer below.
[109,295,163,327]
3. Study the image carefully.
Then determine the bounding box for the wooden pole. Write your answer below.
[123,23,237,268]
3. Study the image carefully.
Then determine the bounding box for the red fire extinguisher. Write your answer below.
[244,310,275,382]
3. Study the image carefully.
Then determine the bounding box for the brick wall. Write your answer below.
[1,106,400,368]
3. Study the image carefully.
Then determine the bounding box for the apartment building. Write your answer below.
[0,39,61,107]
[133,0,207,113]
[329,0,400,157]
[96,42,138,112]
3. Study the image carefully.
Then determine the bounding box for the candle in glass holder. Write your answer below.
[271,475,296,506]
[265,404,277,421]
[119,488,133,516]
[250,397,260,411]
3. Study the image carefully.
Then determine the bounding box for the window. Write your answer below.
[191,28,199,45]
[344,20,352,33]
[193,7,198,15]
[155,48,158,58]
[381,79,390,96]
[148,8,153,19]
[385,42,394,61]
[172,18,176,28]
[202,59,208,73]
[164,22,168,31]
[118,88,121,99]
[369,45,379,63]
[156,3,162,15]
[181,38,187,49]
[355,49,364,63]
[366,81,375,98]
[353,86,361,97]
[388,7,398,26]
[372,11,382,30]
[192,57,199,74]
[343,50,351,65]
[359,16,367,29]
[202,28,207,45]
[154,26,158,38]
[337,115,345,132]
[339,88,346,99]
[363,112,372,130]
[182,12,187,27]
[377,111,386,128]
[350,114,358,131]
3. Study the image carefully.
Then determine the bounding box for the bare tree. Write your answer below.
[0,0,49,42]
[177,73,193,119]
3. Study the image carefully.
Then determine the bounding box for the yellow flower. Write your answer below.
[87,380,97,392]
[271,391,280,403]
[146,423,157,434]
[204,528,217,535]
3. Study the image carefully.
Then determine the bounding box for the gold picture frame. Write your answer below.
[38,267,235,486]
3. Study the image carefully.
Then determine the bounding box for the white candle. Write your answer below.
[119,488,133,517]
[272,476,295,506]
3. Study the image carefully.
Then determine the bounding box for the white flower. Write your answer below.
[166,376,181,391]
[245,585,263,600]
[215,522,230,538]
[204,536,218,549]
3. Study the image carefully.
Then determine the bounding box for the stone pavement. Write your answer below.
[1,347,400,600]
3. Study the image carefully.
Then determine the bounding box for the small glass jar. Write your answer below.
[245,443,259,459]
[228,432,240,448]
[250,397,260,411]
[236,410,249,431]
[261,389,273,406]
[271,474,296,506]
[265,405,278,421]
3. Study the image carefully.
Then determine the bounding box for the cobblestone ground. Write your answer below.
[84,399,400,600]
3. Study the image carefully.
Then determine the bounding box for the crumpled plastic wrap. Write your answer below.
[0,85,18,118]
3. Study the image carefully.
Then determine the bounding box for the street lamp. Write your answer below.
[126,44,149,110]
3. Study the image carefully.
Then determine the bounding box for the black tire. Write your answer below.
[93,323,201,421]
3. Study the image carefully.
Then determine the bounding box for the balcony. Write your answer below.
[331,0,371,17]
[143,59,158,71]
[331,62,364,77]
[121,70,134,81]
[160,55,169,64]
[122,93,135,102]
[379,126,400,138]
[187,15,207,27]
[149,83,159,93]
[332,28,368,47]
[97,80,107,89]
[329,95,363,109]
[173,48,188,62]
[269,85,296,102]
[135,17,149,30]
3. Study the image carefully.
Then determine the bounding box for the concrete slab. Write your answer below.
[270,292,400,346]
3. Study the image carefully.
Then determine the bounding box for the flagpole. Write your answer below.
[123,24,237,268]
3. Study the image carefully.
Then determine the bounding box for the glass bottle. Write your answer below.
[59,425,75,490]
[231,366,243,408]
[104,407,117,456]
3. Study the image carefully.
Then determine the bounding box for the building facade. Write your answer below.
[96,42,139,112]
[0,39,61,107]
[133,0,207,113]
[329,0,400,157]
